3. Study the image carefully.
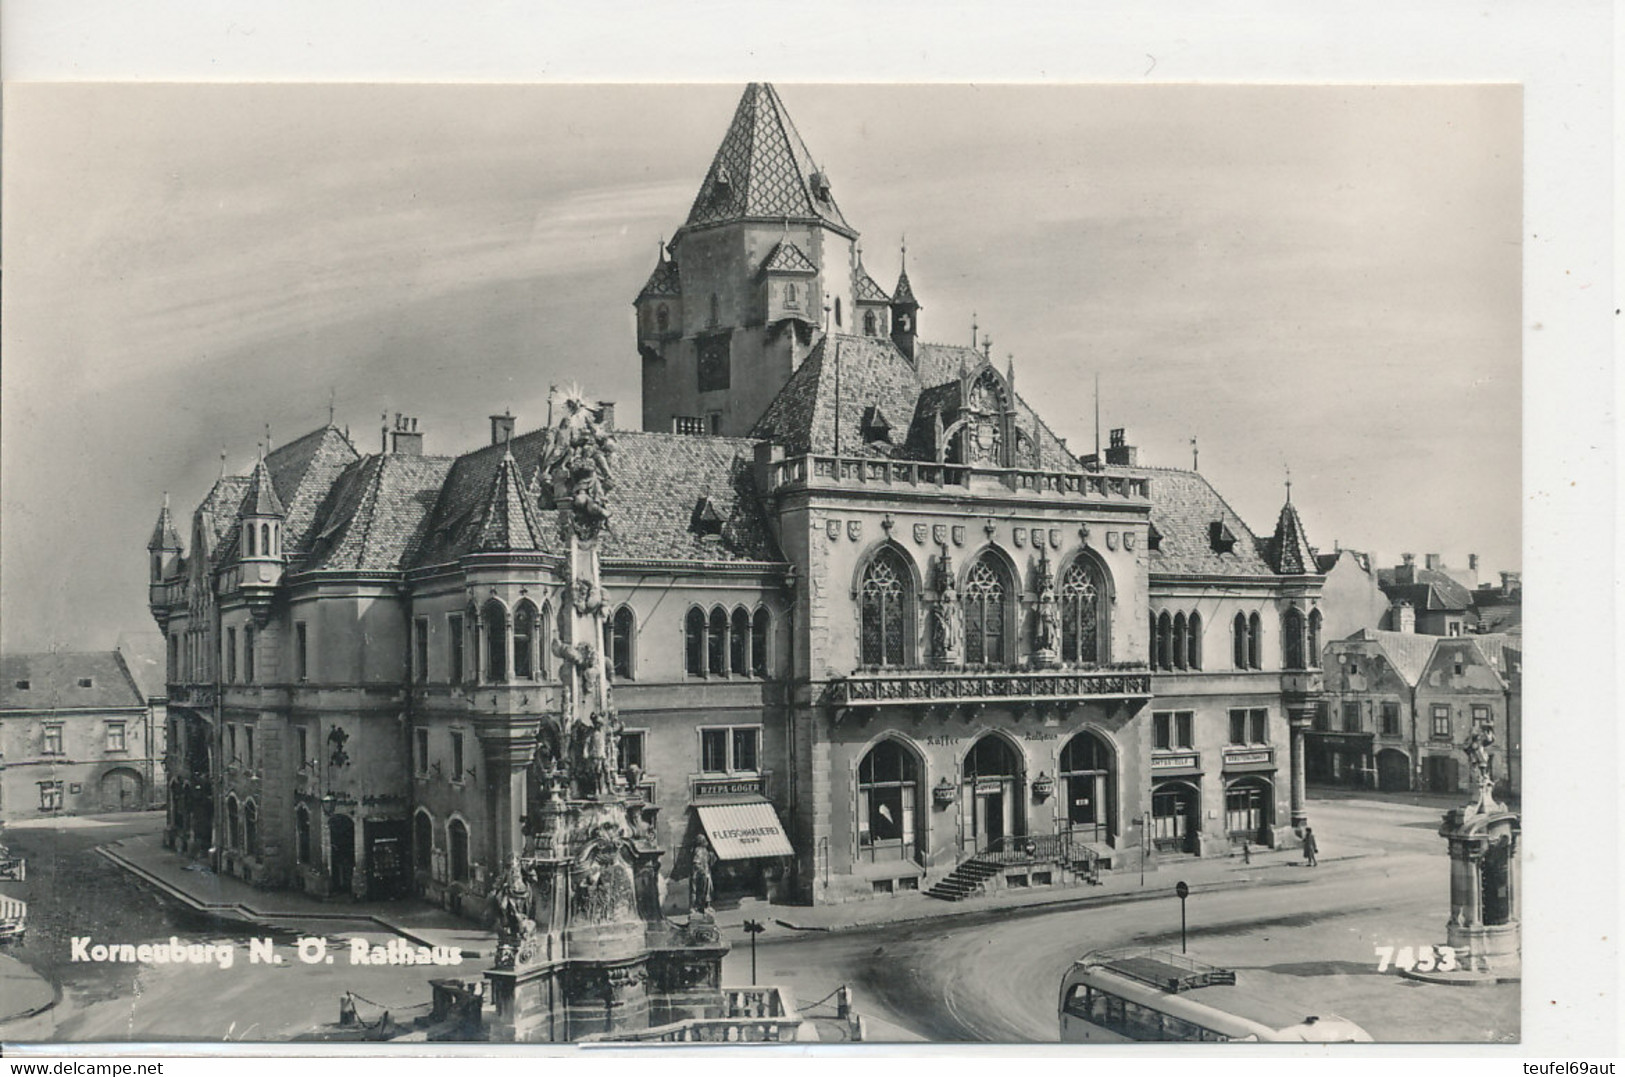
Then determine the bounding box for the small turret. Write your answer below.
[147,493,184,614]
[890,241,919,362]
[238,454,286,624]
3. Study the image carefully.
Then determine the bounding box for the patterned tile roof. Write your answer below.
[303,453,454,572]
[892,266,918,306]
[1121,466,1278,577]
[1381,572,1473,613]
[242,456,286,517]
[210,425,361,565]
[854,264,891,303]
[1265,499,1317,575]
[1,651,146,711]
[472,451,547,552]
[680,83,853,237]
[761,240,819,275]
[636,256,681,301]
[412,427,779,567]
[752,335,1080,472]
[147,500,182,550]
[196,475,251,556]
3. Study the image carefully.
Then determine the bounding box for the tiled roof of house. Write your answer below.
[1466,633,1519,683]
[1124,467,1278,577]
[196,475,251,555]
[1265,499,1317,575]
[636,256,681,301]
[303,453,454,572]
[680,83,852,236]
[412,428,779,567]
[761,241,819,275]
[751,334,1079,472]
[1381,570,1473,613]
[1,651,147,711]
[1339,628,1439,686]
[1472,602,1522,635]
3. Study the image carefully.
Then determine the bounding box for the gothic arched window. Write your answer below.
[684,607,706,675]
[708,606,728,675]
[1155,611,1172,671]
[1233,612,1249,669]
[1172,612,1188,671]
[1060,558,1107,665]
[512,600,536,680]
[448,819,470,882]
[1282,607,1306,671]
[1307,609,1322,668]
[859,548,910,667]
[656,304,669,333]
[482,599,508,683]
[863,309,877,336]
[858,739,921,860]
[964,554,1009,665]
[730,607,750,676]
[835,297,843,327]
[1187,612,1202,671]
[1248,612,1263,670]
[261,523,271,557]
[610,606,634,680]
[784,283,798,309]
[751,608,770,677]
[413,810,432,872]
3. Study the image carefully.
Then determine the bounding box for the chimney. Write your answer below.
[1397,553,1416,584]
[1104,427,1138,466]
[490,410,515,446]
[1424,553,1441,571]
[1468,553,1479,571]
[1392,600,1416,634]
[597,401,617,430]
[389,414,424,456]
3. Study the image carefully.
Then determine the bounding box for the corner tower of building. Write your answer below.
[637,83,864,436]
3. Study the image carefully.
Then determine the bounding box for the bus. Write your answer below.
[1059,948,1374,1043]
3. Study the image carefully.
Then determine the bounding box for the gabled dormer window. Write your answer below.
[1209,521,1236,554]
[861,405,893,445]
[690,496,724,537]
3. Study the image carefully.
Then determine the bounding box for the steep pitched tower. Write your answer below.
[890,243,920,362]
[238,454,287,624]
[636,83,862,436]
[146,494,184,621]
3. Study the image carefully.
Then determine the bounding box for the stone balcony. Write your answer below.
[826,664,1152,721]
[767,453,1151,501]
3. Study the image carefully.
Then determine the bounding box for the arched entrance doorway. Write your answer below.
[1151,780,1200,854]
[961,735,1023,853]
[1376,748,1411,792]
[1223,776,1273,845]
[329,814,356,894]
[99,767,144,812]
[1059,731,1114,846]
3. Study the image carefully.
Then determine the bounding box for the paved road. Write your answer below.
[724,797,1518,1044]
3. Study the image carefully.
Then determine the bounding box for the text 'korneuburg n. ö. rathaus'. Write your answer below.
[148,84,1327,918]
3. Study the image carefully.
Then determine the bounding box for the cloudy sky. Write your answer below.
[0,82,1520,652]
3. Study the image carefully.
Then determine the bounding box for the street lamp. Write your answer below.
[1175,880,1190,953]
[742,919,766,986]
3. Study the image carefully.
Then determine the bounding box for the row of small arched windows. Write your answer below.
[1150,611,1203,671]
[223,795,259,857]
[684,606,771,677]
[471,599,636,683]
[413,810,471,884]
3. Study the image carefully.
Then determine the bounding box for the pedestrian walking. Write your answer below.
[1302,827,1319,868]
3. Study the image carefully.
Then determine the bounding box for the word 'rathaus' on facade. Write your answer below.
[147,83,1327,917]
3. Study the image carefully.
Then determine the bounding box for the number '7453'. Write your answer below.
[1374,944,1458,973]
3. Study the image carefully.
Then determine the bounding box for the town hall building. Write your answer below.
[148,84,1326,914]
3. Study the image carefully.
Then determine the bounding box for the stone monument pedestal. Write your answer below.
[1406,785,1520,986]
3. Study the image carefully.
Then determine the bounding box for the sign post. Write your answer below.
[742,919,765,985]
[1175,880,1190,953]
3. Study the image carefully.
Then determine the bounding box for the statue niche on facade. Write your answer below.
[1034,548,1062,667]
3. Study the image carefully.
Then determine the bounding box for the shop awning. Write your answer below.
[695,798,794,861]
